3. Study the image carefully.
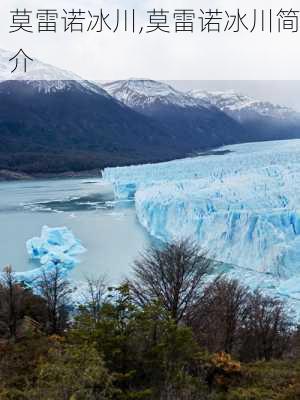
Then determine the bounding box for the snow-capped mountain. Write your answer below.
[103,79,210,109]
[104,79,300,123]
[189,89,300,122]
[103,79,246,151]
[0,52,194,174]
[104,79,300,145]
[0,73,185,174]
[0,48,107,96]
[188,89,300,142]
[1,48,300,175]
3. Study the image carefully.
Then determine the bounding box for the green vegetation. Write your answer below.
[0,241,299,399]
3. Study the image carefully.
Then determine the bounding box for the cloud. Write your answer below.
[1,0,300,80]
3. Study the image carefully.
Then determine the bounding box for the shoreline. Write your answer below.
[0,169,102,182]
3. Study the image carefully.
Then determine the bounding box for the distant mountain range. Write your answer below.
[0,52,178,174]
[103,80,246,151]
[105,79,300,144]
[190,89,300,141]
[0,49,300,176]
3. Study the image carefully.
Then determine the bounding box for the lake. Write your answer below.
[0,178,151,284]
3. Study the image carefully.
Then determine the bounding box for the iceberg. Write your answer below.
[26,225,86,260]
[18,226,86,285]
[103,139,300,309]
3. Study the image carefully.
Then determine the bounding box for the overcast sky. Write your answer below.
[2,0,300,81]
[1,0,300,109]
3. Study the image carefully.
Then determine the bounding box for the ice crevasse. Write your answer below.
[103,139,300,306]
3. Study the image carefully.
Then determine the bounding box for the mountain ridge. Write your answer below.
[189,89,300,122]
[0,49,300,175]
[105,78,300,145]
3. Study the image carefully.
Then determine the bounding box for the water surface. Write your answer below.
[0,178,151,284]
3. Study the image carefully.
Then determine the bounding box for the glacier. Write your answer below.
[17,226,86,284]
[103,139,300,309]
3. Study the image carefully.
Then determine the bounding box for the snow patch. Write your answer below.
[189,89,299,121]
[0,48,108,96]
[103,79,211,109]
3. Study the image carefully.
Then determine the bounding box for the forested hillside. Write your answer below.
[0,241,299,399]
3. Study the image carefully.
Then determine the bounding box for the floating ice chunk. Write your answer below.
[26,225,86,260]
[20,226,86,285]
[16,263,71,285]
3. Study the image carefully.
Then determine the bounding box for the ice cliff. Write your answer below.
[103,139,300,308]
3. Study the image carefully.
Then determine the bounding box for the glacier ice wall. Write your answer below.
[103,140,300,200]
[135,168,300,278]
[104,139,300,307]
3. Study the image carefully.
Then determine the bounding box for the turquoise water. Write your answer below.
[0,178,151,284]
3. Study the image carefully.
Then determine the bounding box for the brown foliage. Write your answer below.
[130,240,213,323]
